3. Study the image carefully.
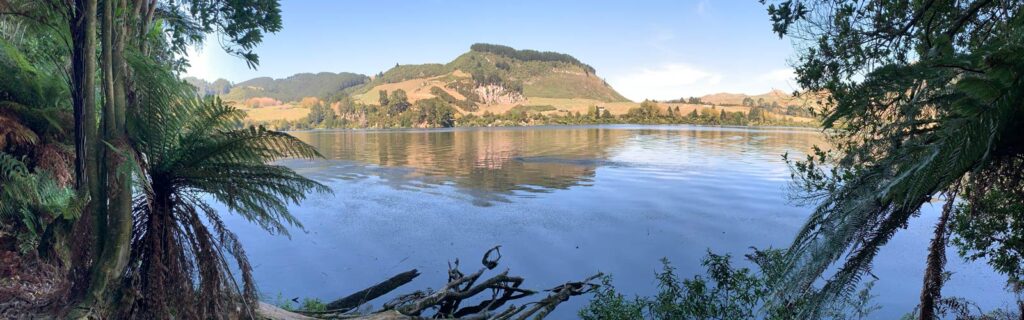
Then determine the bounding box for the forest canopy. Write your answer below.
[470,43,596,74]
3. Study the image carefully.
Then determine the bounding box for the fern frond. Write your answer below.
[777,38,1024,317]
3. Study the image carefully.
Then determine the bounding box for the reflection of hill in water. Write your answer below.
[285,126,824,205]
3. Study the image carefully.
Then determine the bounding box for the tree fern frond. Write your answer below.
[123,56,330,318]
[0,113,38,148]
[777,37,1024,316]
[173,125,323,172]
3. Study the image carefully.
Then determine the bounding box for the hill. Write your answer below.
[348,43,630,109]
[220,72,368,103]
[699,89,802,106]
[197,43,818,128]
[184,77,233,96]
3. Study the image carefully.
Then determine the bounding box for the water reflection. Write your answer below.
[286,125,824,206]
[231,125,1007,319]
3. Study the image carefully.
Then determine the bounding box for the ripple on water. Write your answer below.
[244,125,1010,318]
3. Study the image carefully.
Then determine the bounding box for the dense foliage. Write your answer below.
[581,251,881,320]
[470,43,596,74]
[760,0,1024,317]
[370,63,450,84]
[0,0,330,318]
[0,34,76,263]
[430,86,478,112]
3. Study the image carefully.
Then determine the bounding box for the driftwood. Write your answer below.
[325,269,421,312]
[260,246,602,320]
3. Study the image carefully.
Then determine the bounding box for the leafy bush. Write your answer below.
[579,275,646,320]
[0,152,78,255]
[445,80,482,103]
[581,250,881,320]
[951,188,1024,286]
[430,86,477,112]
[507,105,556,114]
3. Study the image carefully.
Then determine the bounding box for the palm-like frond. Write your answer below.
[121,53,328,318]
[778,33,1024,316]
[142,98,327,235]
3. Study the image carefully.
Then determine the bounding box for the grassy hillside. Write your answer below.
[350,43,629,107]
[214,44,818,129]
[693,89,822,119]
[700,89,804,106]
[221,72,368,103]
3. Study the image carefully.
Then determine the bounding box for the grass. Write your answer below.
[507,104,557,113]
[271,293,327,313]
[524,72,629,102]
[241,104,310,121]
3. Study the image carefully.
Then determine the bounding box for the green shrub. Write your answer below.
[582,250,880,320]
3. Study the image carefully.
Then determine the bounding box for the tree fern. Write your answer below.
[761,1,1024,317]
[118,54,328,318]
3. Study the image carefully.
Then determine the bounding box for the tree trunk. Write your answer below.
[67,0,99,304]
[109,0,133,291]
[82,0,133,310]
[324,269,420,311]
[919,191,957,320]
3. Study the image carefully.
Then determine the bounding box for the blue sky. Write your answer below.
[185,0,799,101]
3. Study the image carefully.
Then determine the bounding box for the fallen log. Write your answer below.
[258,247,602,320]
[325,269,420,311]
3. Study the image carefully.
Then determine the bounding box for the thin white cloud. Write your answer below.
[608,64,802,101]
[608,63,723,101]
[758,68,796,83]
[646,28,676,54]
[696,0,711,16]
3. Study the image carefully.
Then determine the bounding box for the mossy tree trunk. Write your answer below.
[67,0,100,306]
[81,0,133,311]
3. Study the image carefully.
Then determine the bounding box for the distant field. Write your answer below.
[241,104,310,122]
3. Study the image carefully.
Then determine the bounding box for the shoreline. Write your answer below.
[281,123,825,134]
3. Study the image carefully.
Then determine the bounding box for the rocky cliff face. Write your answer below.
[473,84,525,105]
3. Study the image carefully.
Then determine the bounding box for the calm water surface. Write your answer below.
[223,125,1011,318]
